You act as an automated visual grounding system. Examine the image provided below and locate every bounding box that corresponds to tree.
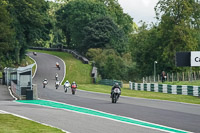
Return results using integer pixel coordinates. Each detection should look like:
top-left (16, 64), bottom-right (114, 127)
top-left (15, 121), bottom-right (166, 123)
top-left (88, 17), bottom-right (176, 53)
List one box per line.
top-left (0, 0), bottom-right (15, 68)
top-left (99, 0), bottom-right (134, 34)
top-left (129, 23), bottom-right (163, 77)
top-left (6, 0), bottom-right (51, 63)
top-left (155, 0), bottom-right (200, 70)
top-left (82, 17), bottom-right (128, 54)
top-left (86, 48), bottom-right (132, 80)
top-left (56, 0), bottom-right (109, 50)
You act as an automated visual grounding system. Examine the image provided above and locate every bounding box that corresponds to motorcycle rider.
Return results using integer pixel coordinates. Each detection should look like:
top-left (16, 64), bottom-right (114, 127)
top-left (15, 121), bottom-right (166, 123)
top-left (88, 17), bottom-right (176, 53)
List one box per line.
top-left (55, 73), bottom-right (58, 80)
top-left (71, 81), bottom-right (77, 94)
top-left (110, 82), bottom-right (121, 98)
top-left (43, 79), bottom-right (48, 88)
top-left (56, 62), bottom-right (59, 67)
top-left (56, 62), bottom-right (60, 70)
top-left (71, 81), bottom-right (77, 88)
top-left (64, 80), bottom-right (71, 92)
top-left (55, 80), bottom-right (60, 89)
top-left (64, 80), bottom-right (71, 88)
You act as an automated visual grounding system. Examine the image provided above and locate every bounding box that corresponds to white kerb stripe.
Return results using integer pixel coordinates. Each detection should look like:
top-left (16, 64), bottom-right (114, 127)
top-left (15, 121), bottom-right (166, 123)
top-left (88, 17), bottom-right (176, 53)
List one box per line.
top-left (135, 83), bottom-right (138, 90)
top-left (163, 84), bottom-right (167, 93)
top-left (129, 81), bottom-right (133, 90)
top-left (140, 83), bottom-right (144, 91)
top-left (182, 85), bottom-right (188, 95)
top-left (154, 83), bottom-right (158, 92)
top-left (193, 86), bottom-right (199, 96)
top-left (147, 83), bottom-right (151, 91)
top-left (171, 85), bottom-right (177, 94)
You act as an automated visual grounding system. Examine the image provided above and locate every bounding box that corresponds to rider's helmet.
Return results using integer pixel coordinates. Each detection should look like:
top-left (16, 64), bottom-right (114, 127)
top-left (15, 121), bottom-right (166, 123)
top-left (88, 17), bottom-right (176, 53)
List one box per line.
top-left (115, 82), bottom-right (119, 87)
top-left (73, 81), bottom-right (75, 84)
top-left (44, 79), bottom-right (47, 81)
top-left (66, 80), bottom-right (69, 83)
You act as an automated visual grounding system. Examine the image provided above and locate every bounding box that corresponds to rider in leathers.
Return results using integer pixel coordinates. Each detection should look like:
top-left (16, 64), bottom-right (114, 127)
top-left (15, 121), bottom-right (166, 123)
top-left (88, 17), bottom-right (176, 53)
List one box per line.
top-left (110, 82), bottom-right (121, 98)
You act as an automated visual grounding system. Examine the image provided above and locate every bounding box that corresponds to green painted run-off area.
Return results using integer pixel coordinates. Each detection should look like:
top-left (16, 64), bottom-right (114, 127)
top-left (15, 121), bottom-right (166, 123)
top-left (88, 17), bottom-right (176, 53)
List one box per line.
top-left (16, 100), bottom-right (189, 133)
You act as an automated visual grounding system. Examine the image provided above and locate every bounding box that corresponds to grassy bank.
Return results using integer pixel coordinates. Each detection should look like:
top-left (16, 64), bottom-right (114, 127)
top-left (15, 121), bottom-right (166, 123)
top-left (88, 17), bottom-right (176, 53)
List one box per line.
top-left (162, 80), bottom-right (200, 86)
top-left (28, 49), bottom-right (92, 84)
top-left (0, 114), bottom-right (64, 133)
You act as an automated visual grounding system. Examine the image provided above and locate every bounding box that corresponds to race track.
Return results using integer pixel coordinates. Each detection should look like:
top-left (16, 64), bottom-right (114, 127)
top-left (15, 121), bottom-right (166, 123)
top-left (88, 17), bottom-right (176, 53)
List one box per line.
top-left (0, 52), bottom-right (200, 133)
top-left (28, 52), bottom-right (200, 133)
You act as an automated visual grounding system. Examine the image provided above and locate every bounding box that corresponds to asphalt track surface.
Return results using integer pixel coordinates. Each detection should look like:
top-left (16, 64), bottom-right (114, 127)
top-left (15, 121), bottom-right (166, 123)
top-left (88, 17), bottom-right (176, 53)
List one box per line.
top-left (0, 52), bottom-right (200, 133)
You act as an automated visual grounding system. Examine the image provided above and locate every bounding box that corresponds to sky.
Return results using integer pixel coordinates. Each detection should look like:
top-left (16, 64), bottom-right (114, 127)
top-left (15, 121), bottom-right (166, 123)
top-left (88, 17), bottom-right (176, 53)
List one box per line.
top-left (118, 0), bottom-right (159, 25)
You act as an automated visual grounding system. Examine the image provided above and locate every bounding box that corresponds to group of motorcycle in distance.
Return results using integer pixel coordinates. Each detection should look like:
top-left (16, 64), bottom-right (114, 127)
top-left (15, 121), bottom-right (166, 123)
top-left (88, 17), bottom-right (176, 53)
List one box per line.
top-left (33, 52), bottom-right (121, 103)
top-left (42, 62), bottom-right (77, 95)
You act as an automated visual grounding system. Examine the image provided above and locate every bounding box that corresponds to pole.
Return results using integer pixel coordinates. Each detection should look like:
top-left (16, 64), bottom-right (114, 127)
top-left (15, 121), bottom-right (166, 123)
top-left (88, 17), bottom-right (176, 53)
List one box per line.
top-left (154, 61), bottom-right (157, 82)
top-left (154, 62), bottom-right (155, 82)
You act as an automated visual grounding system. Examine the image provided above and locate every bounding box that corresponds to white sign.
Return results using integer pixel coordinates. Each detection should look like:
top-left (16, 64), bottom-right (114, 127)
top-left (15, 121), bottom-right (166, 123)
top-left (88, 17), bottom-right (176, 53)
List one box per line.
top-left (191, 51), bottom-right (200, 66)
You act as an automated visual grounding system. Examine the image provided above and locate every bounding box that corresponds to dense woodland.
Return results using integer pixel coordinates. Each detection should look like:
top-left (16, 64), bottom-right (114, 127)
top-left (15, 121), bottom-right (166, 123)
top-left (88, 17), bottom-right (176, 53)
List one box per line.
top-left (0, 0), bottom-right (200, 81)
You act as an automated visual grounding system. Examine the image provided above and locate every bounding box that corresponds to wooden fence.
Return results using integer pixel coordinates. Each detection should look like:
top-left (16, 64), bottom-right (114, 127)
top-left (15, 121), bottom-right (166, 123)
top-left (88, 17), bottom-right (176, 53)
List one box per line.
top-left (143, 71), bottom-right (200, 83)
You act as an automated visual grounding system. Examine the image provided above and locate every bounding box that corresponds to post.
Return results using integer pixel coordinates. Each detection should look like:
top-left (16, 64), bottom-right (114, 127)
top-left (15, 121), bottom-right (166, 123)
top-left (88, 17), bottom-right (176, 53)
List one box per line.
top-left (190, 67), bottom-right (192, 82)
top-left (154, 61), bottom-right (157, 82)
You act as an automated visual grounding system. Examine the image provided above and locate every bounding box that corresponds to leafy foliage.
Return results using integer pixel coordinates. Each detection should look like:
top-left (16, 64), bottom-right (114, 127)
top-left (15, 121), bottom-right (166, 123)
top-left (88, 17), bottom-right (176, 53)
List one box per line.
top-left (130, 0), bottom-right (200, 80)
top-left (82, 17), bottom-right (128, 54)
top-left (0, 0), bottom-right (51, 69)
top-left (56, 0), bottom-right (109, 49)
top-left (86, 48), bottom-right (133, 80)
top-left (155, 0), bottom-right (200, 70)
top-left (0, 0), bottom-right (15, 69)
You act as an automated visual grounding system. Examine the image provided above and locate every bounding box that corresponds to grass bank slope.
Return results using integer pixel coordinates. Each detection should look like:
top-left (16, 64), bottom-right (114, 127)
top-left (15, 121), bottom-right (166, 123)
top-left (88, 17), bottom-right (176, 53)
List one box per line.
top-left (0, 114), bottom-right (64, 133)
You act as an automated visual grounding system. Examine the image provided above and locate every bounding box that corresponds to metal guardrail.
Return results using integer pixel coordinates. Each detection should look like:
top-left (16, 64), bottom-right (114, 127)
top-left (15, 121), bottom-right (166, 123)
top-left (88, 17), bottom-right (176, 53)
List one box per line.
top-left (30, 47), bottom-right (89, 64)
top-left (99, 79), bottom-right (123, 88)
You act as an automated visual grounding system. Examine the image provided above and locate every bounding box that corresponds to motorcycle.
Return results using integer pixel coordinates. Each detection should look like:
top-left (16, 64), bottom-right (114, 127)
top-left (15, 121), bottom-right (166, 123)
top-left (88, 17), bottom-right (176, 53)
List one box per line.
top-left (56, 63), bottom-right (60, 70)
top-left (55, 82), bottom-right (60, 89)
top-left (64, 85), bottom-right (70, 93)
top-left (111, 88), bottom-right (121, 103)
top-left (33, 52), bottom-right (37, 56)
top-left (43, 81), bottom-right (48, 88)
top-left (55, 74), bottom-right (58, 81)
top-left (71, 84), bottom-right (77, 95)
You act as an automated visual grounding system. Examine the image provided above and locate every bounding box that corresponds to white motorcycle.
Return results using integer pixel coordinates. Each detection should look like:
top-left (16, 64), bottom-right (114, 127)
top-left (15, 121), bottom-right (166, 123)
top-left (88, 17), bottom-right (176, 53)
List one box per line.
top-left (43, 80), bottom-right (48, 88)
top-left (55, 74), bottom-right (58, 81)
top-left (64, 83), bottom-right (70, 93)
top-left (55, 81), bottom-right (60, 89)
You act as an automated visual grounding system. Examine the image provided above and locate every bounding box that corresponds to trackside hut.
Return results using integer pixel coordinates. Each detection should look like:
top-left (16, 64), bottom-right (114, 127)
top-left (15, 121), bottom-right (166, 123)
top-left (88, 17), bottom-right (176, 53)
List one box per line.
top-left (4, 64), bottom-right (34, 99)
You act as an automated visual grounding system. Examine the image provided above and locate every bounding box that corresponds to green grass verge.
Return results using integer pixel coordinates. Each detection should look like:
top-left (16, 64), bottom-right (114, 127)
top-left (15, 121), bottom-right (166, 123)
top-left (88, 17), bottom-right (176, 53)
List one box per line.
top-left (0, 72), bottom-right (2, 78)
top-left (0, 114), bottom-right (64, 133)
top-left (161, 80), bottom-right (200, 86)
top-left (79, 84), bottom-right (200, 104)
top-left (28, 49), bottom-right (92, 84)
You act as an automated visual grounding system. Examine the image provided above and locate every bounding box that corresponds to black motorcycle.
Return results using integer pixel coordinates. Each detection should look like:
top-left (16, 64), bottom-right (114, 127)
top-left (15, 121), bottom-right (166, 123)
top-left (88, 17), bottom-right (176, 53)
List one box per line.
top-left (111, 88), bottom-right (121, 103)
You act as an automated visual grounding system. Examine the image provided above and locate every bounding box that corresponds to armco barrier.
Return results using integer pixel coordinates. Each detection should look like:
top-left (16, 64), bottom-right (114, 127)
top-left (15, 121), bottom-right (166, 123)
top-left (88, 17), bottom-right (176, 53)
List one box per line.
top-left (129, 81), bottom-right (200, 97)
top-left (30, 47), bottom-right (89, 64)
top-left (99, 79), bottom-right (123, 88)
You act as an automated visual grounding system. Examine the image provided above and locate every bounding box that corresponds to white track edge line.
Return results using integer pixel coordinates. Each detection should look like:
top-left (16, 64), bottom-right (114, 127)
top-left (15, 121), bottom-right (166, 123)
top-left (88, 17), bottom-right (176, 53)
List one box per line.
top-left (8, 86), bottom-right (17, 100)
top-left (28, 55), bottom-right (37, 78)
top-left (15, 99), bottom-right (192, 133)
